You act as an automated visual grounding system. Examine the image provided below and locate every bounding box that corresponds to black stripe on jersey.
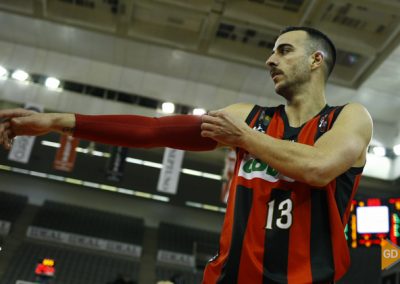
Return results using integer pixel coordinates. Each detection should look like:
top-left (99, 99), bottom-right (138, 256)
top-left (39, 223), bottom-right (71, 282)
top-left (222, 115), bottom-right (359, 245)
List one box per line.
top-left (245, 105), bottom-right (262, 126)
top-left (310, 190), bottom-right (335, 283)
top-left (217, 185), bottom-right (253, 284)
top-left (280, 105), bottom-right (301, 141)
top-left (335, 167), bottom-right (360, 222)
top-left (263, 188), bottom-right (292, 284)
top-left (283, 125), bottom-right (301, 142)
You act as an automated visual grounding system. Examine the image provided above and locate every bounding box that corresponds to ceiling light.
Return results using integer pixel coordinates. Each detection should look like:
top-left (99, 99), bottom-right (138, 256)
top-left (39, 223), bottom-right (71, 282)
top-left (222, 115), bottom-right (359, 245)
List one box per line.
top-left (394, 144), bottom-right (400, 156)
top-left (161, 102), bottom-right (175, 114)
top-left (372, 146), bottom-right (386, 157)
top-left (45, 77), bottom-right (60, 89)
top-left (11, 69), bottom-right (29, 81)
top-left (193, 108), bottom-right (206, 116)
top-left (0, 66), bottom-right (8, 78)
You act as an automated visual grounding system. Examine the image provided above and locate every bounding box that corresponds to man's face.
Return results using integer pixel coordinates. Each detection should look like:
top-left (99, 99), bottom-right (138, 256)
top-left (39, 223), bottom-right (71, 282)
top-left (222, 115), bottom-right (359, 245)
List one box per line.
top-left (266, 30), bottom-right (312, 95)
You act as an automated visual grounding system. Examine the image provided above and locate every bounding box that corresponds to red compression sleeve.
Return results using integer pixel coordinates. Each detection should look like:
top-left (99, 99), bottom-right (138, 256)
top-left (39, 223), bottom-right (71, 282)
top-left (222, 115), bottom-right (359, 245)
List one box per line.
top-left (73, 114), bottom-right (217, 151)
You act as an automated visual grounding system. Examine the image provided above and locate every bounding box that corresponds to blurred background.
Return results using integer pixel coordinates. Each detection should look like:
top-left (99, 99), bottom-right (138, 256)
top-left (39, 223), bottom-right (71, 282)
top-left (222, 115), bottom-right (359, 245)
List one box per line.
top-left (0, 0), bottom-right (399, 283)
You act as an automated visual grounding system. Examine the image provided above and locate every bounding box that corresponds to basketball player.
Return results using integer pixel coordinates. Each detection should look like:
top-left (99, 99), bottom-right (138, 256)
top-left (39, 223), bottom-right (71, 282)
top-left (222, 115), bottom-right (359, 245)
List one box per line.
top-left (0, 27), bottom-right (372, 283)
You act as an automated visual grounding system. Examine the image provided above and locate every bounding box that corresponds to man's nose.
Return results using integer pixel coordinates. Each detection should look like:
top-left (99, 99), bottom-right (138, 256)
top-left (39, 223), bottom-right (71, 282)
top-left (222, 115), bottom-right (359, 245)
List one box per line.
top-left (265, 54), bottom-right (277, 69)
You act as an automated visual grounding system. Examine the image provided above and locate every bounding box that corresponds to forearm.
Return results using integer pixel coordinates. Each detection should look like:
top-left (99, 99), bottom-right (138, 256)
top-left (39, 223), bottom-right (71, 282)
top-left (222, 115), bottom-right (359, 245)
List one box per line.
top-left (73, 114), bottom-right (217, 151)
top-left (242, 129), bottom-right (325, 186)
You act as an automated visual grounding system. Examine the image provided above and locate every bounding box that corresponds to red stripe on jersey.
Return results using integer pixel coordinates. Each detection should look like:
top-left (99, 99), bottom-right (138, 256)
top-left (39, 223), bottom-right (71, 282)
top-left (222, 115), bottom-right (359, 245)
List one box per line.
top-left (237, 178), bottom-right (269, 284)
top-left (287, 183), bottom-right (312, 284)
top-left (266, 108), bottom-right (285, 139)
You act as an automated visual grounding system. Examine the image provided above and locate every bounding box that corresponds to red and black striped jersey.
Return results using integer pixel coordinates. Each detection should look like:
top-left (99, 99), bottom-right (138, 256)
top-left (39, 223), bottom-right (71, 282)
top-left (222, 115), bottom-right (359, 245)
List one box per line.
top-left (203, 105), bottom-right (363, 284)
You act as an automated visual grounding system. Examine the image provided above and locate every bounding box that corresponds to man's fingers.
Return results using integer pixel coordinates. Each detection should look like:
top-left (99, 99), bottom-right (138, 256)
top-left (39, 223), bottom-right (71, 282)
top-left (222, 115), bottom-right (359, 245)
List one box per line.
top-left (207, 110), bottom-right (219, 116)
top-left (3, 129), bottom-right (15, 150)
top-left (0, 119), bottom-right (16, 149)
top-left (200, 122), bottom-right (217, 131)
top-left (1, 132), bottom-right (10, 149)
top-left (202, 114), bottom-right (222, 125)
top-left (2, 130), bottom-right (8, 147)
top-left (5, 129), bottom-right (15, 140)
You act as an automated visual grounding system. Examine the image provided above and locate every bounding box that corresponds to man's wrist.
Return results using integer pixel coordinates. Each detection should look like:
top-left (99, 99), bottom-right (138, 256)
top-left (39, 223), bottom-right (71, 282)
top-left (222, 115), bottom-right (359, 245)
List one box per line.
top-left (239, 127), bottom-right (257, 150)
top-left (51, 113), bottom-right (76, 135)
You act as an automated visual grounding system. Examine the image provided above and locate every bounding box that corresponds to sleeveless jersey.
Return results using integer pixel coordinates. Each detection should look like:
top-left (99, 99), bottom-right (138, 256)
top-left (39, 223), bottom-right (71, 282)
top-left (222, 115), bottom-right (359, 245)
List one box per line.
top-left (202, 104), bottom-right (364, 284)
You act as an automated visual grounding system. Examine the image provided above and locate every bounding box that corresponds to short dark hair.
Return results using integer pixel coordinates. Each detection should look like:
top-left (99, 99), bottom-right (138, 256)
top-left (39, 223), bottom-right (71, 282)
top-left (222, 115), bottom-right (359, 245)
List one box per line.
top-left (279, 26), bottom-right (337, 78)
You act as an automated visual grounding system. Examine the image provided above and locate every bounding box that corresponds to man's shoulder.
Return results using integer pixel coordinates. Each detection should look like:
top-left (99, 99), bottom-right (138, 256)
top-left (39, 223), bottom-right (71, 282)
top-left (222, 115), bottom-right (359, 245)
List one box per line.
top-left (329, 102), bottom-right (373, 141)
top-left (332, 102), bottom-right (368, 111)
top-left (333, 102), bottom-right (371, 121)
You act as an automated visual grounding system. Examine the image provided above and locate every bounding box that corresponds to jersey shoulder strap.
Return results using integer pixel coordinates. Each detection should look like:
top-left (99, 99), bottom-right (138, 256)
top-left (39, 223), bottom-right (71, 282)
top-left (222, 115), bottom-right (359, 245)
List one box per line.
top-left (245, 105), bottom-right (262, 126)
top-left (245, 105), bottom-right (278, 132)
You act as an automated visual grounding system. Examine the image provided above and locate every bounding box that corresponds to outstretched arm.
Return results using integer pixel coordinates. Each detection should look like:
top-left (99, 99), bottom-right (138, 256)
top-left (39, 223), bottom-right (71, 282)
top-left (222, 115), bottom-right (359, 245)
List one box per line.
top-left (0, 109), bottom-right (217, 151)
top-left (201, 103), bottom-right (373, 186)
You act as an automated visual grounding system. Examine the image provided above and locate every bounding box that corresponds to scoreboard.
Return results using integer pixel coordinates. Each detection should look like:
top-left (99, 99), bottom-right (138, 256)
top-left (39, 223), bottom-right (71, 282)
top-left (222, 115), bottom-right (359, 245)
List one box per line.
top-left (345, 198), bottom-right (400, 248)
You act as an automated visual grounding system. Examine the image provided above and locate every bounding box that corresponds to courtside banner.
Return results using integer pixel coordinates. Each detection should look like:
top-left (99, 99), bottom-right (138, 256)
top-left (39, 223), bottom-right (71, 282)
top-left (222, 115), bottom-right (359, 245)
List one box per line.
top-left (157, 249), bottom-right (195, 267)
top-left (53, 135), bottom-right (79, 172)
top-left (106, 146), bottom-right (128, 182)
top-left (157, 148), bottom-right (184, 195)
top-left (26, 226), bottom-right (142, 258)
top-left (8, 103), bottom-right (44, 164)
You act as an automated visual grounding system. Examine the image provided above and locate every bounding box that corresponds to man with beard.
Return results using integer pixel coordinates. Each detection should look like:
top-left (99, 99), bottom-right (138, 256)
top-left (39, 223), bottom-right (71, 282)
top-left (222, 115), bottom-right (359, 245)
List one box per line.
top-left (0, 27), bottom-right (372, 283)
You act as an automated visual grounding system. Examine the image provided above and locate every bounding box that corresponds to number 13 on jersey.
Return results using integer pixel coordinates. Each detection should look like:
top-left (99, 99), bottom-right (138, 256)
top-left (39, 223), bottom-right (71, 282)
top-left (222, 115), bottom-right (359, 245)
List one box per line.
top-left (265, 198), bottom-right (293, 230)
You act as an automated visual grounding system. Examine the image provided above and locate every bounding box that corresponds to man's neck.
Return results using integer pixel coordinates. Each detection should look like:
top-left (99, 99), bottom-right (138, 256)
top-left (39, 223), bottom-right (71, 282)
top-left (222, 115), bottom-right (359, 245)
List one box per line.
top-left (284, 82), bottom-right (326, 127)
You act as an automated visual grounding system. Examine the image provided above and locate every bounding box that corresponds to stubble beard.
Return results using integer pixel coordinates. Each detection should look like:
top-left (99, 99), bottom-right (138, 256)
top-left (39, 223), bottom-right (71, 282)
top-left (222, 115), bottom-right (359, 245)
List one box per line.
top-left (275, 63), bottom-right (311, 99)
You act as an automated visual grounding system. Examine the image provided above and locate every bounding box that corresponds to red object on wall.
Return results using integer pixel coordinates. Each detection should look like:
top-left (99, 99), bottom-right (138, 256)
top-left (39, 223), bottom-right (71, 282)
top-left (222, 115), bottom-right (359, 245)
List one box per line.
top-left (366, 198), bottom-right (381, 206)
top-left (53, 135), bottom-right (79, 172)
top-left (35, 263), bottom-right (55, 277)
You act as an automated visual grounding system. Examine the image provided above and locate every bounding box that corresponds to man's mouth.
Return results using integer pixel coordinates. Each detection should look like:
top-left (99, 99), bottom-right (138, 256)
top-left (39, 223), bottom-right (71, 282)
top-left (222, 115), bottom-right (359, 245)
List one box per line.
top-left (270, 70), bottom-right (283, 80)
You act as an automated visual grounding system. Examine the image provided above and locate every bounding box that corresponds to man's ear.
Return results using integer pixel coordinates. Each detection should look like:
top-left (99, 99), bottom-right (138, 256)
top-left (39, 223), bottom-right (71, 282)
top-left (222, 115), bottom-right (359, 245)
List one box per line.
top-left (311, 51), bottom-right (324, 71)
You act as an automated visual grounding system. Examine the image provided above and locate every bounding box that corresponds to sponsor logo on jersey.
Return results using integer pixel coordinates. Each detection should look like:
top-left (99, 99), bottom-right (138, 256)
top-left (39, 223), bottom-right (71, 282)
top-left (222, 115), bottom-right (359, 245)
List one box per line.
top-left (254, 113), bottom-right (271, 133)
top-left (238, 153), bottom-right (294, 183)
top-left (318, 114), bottom-right (329, 133)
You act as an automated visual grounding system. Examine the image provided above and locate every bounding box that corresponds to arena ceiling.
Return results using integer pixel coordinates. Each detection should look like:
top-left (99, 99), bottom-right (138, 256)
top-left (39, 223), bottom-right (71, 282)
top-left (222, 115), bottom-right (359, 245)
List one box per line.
top-left (1, 0), bottom-right (399, 88)
top-left (0, 0), bottom-right (399, 194)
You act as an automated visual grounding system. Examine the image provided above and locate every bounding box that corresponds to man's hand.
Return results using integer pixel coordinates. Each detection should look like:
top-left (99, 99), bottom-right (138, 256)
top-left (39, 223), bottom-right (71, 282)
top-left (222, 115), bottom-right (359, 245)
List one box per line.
top-left (201, 110), bottom-right (253, 148)
top-left (0, 109), bottom-right (75, 150)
